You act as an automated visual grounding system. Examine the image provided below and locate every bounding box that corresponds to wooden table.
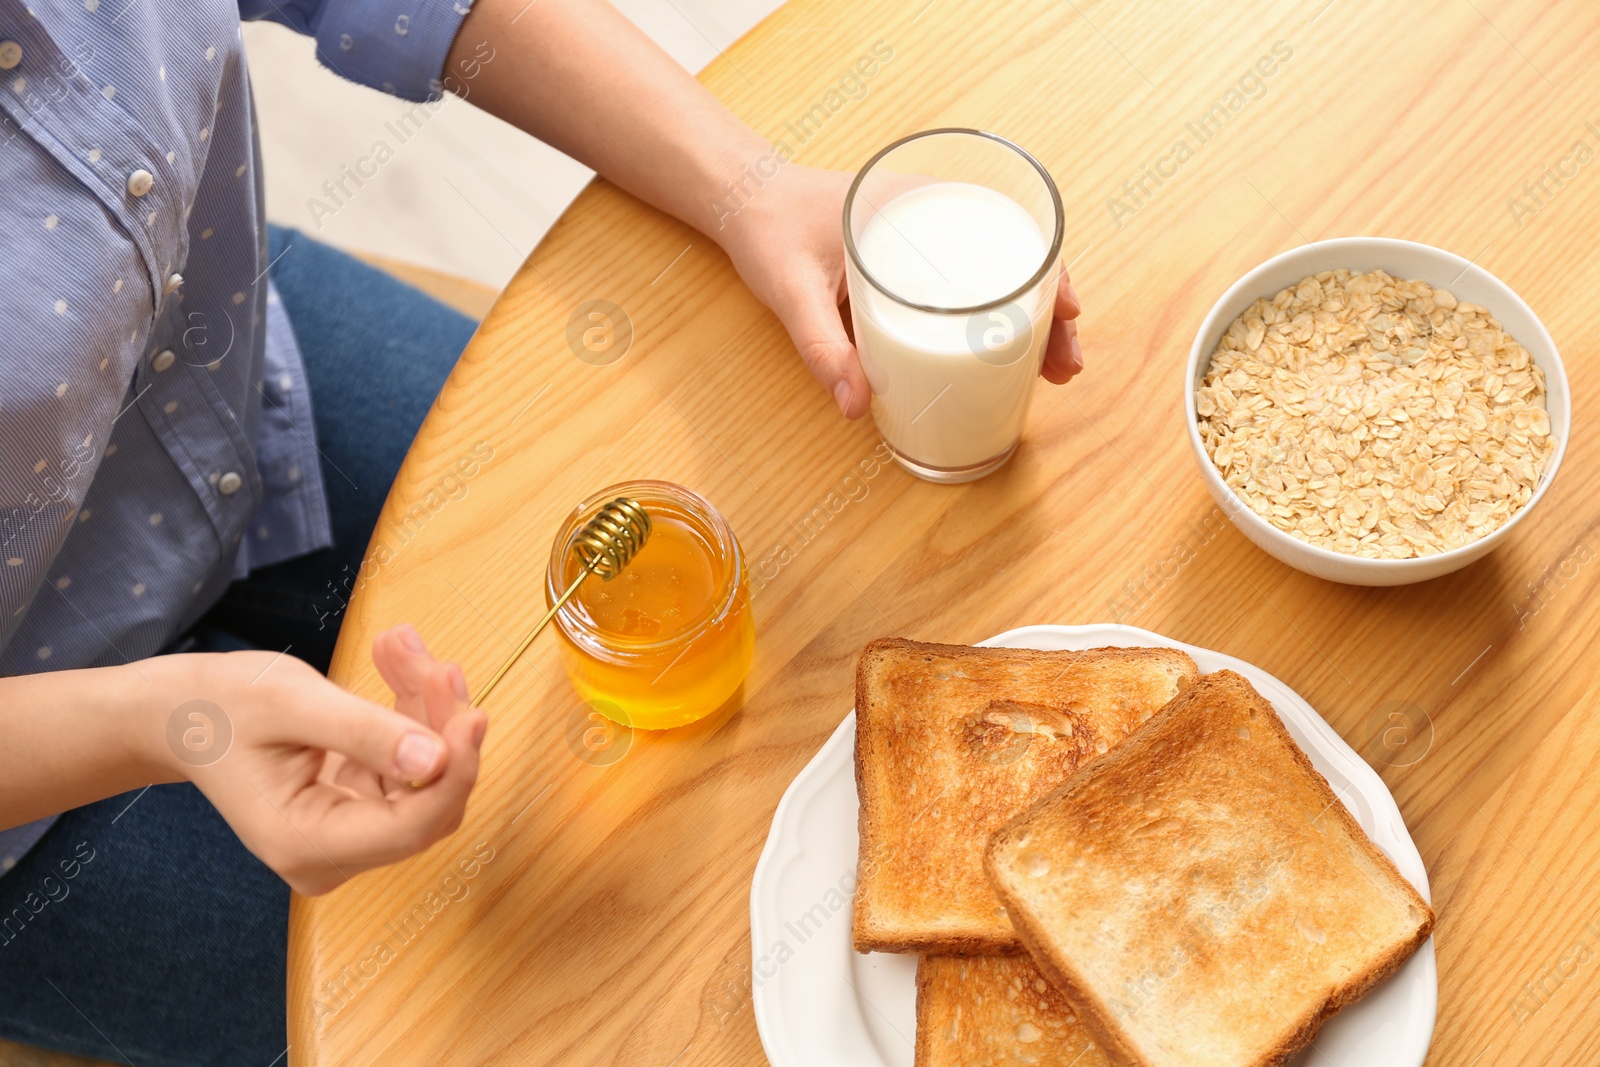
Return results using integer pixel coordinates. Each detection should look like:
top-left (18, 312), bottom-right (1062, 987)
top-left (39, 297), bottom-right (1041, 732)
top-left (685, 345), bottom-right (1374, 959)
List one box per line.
top-left (286, 1), bottom-right (1600, 1063)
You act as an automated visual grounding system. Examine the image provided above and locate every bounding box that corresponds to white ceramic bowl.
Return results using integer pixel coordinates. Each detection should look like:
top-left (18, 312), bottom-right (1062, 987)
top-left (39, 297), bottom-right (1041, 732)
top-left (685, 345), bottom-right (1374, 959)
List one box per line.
top-left (1185, 237), bottom-right (1570, 586)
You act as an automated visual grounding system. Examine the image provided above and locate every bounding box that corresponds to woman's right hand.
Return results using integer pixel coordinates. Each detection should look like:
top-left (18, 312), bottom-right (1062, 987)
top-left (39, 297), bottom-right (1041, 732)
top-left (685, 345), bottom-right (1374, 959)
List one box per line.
top-left (153, 626), bottom-right (487, 895)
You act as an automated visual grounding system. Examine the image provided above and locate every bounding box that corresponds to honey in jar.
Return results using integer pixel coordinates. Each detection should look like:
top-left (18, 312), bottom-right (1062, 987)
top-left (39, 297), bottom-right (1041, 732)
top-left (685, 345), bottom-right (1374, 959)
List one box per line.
top-left (546, 481), bottom-right (754, 730)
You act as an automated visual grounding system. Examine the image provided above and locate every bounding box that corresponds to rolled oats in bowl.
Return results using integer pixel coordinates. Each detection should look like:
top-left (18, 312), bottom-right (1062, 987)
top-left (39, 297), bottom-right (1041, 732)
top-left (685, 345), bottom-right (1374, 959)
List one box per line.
top-left (1195, 268), bottom-right (1557, 559)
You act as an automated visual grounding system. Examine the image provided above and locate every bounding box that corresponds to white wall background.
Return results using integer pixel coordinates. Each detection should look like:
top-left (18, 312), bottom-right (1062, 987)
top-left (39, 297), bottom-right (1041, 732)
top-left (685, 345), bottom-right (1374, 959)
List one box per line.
top-left (242, 0), bottom-right (781, 289)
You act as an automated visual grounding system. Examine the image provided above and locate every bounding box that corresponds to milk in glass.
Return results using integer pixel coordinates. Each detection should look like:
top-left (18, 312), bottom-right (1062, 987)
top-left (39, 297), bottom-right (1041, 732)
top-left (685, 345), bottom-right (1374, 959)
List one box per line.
top-left (848, 180), bottom-right (1057, 475)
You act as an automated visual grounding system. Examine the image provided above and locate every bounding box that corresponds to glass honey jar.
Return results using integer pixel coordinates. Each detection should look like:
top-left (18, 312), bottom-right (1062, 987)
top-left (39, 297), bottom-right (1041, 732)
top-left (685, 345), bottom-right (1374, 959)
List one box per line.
top-left (545, 481), bottom-right (754, 730)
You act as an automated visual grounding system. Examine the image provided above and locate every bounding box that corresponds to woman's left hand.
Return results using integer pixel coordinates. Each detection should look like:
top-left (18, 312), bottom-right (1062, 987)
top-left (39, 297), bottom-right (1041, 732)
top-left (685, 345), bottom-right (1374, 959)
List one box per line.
top-left (714, 164), bottom-right (1083, 419)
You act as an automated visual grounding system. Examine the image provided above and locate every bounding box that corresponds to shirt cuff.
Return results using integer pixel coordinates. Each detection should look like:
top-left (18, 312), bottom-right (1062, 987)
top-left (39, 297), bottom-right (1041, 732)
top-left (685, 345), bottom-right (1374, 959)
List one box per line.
top-left (312, 0), bottom-right (476, 102)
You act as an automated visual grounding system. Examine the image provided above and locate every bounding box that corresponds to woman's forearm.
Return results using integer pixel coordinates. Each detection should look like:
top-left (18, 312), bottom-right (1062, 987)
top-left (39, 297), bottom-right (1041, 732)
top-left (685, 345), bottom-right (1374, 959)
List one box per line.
top-left (0, 660), bottom-right (181, 829)
top-left (445, 0), bottom-right (766, 242)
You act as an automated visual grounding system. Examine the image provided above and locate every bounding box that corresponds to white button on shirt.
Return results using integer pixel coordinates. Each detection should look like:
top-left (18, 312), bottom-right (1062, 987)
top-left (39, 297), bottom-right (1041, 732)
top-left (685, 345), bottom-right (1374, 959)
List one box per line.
top-left (217, 471), bottom-right (242, 495)
top-left (0, 39), bottom-right (21, 69)
top-left (151, 349), bottom-right (176, 371)
top-left (126, 168), bottom-right (154, 196)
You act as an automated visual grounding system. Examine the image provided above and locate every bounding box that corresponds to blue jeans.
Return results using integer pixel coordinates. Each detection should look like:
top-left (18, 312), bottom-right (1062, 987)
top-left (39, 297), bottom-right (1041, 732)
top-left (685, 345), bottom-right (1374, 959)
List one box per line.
top-left (0, 228), bottom-right (478, 1066)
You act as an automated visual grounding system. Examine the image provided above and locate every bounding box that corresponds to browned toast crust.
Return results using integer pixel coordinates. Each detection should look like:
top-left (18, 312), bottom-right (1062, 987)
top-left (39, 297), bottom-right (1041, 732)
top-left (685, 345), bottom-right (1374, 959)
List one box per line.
top-left (986, 670), bottom-right (1435, 1067)
top-left (853, 638), bottom-right (1199, 955)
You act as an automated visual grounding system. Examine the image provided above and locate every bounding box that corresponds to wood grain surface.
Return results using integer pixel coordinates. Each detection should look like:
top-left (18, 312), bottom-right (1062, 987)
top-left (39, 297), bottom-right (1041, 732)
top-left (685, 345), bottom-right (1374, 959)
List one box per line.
top-left (287, 1), bottom-right (1600, 1064)
top-left (0, 1040), bottom-right (108, 1067)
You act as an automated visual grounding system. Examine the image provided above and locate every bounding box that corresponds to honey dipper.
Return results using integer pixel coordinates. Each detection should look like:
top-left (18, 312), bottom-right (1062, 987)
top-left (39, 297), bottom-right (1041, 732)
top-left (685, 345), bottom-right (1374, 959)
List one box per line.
top-left (472, 497), bottom-right (651, 705)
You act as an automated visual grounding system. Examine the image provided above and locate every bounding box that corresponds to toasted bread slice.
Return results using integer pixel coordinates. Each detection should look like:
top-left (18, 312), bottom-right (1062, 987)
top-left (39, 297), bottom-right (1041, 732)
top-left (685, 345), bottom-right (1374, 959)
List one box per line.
top-left (853, 638), bottom-right (1198, 954)
top-left (986, 670), bottom-right (1435, 1067)
top-left (916, 954), bottom-right (1111, 1067)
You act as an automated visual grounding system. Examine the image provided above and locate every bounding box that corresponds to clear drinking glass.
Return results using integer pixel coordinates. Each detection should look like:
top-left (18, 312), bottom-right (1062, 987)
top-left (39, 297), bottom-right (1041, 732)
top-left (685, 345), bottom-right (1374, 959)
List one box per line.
top-left (843, 129), bottom-right (1064, 483)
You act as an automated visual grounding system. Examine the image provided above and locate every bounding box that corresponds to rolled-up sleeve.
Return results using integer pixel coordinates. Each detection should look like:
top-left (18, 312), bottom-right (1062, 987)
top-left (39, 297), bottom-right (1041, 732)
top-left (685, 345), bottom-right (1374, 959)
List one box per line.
top-left (240, 0), bottom-right (474, 102)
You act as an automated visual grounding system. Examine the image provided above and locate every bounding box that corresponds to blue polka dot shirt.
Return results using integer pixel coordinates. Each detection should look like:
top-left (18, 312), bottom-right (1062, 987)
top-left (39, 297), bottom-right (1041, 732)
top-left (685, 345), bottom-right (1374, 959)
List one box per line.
top-left (0, 0), bottom-right (475, 875)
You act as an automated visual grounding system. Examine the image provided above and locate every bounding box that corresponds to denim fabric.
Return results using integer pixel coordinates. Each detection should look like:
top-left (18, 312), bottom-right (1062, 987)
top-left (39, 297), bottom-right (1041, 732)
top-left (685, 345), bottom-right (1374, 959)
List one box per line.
top-left (0, 227), bottom-right (476, 1065)
top-left (0, 785), bottom-right (289, 1067)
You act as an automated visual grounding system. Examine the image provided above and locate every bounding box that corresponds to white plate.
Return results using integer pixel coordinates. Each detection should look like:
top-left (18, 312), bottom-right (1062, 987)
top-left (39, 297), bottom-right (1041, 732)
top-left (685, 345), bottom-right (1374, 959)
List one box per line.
top-left (750, 624), bottom-right (1436, 1067)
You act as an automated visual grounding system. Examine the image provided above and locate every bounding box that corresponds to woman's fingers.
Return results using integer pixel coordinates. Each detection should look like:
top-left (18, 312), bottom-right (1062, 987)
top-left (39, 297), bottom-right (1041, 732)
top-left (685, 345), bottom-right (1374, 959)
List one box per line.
top-left (321, 641), bottom-right (469, 802)
top-left (776, 267), bottom-right (872, 419)
top-left (324, 751), bottom-right (386, 799)
top-left (1055, 269), bottom-right (1081, 320)
top-left (372, 624), bottom-right (434, 723)
top-left (1041, 318), bottom-right (1082, 384)
top-left (373, 624), bottom-right (464, 733)
top-left (1040, 271), bottom-right (1083, 384)
top-left (271, 680), bottom-right (451, 787)
top-left (292, 668), bottom-right (486, 890)
top-left (327, 622), bottom-right (427, 797)
top-left (391, 664), bottom-right (484, 828)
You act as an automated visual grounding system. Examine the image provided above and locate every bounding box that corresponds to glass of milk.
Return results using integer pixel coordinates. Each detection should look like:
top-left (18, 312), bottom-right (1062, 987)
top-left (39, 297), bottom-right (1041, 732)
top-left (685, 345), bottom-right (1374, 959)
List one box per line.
top-left (844, 129), bottom-right (1064, 483)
